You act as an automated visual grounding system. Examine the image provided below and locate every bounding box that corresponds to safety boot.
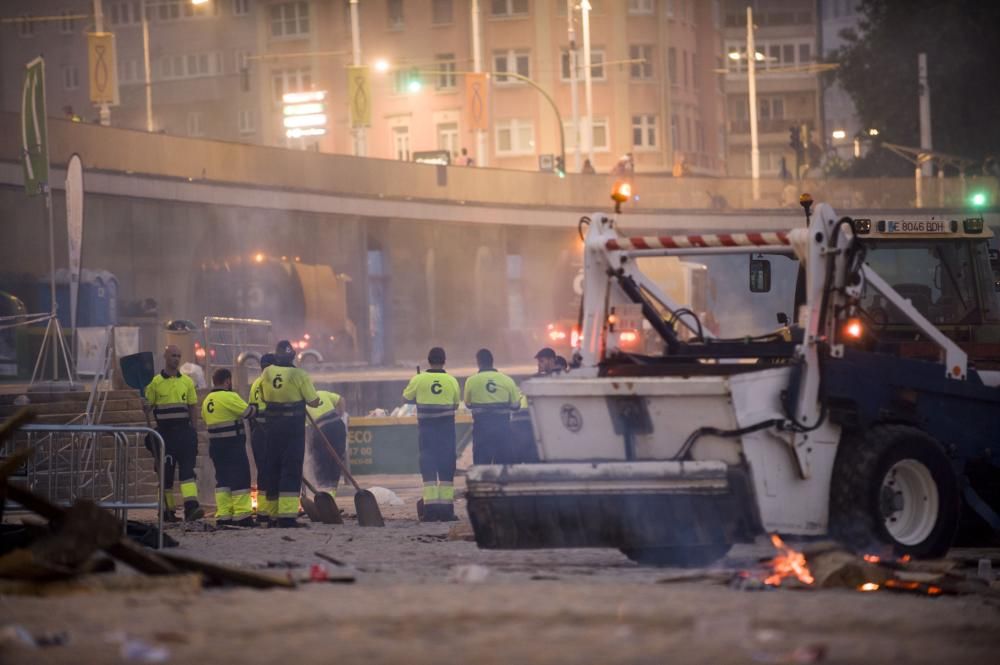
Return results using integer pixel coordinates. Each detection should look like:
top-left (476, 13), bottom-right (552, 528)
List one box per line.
top-left (184, 501), bottom-right (205, 522)
top-left (162, 510), bottom-right (180, 523)
top-left (440, 504), bottom-right (460, 522)
top-left (233, 516), bottom-right (256, 528)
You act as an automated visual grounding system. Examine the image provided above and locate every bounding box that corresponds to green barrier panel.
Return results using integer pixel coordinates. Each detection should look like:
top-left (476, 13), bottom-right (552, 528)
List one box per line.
top-left (347, 415), bottom-right (474, 475)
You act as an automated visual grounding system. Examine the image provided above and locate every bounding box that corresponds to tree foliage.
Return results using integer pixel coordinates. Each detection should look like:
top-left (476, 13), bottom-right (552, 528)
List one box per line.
top-left (834, 0), bottom-right (1000, 173)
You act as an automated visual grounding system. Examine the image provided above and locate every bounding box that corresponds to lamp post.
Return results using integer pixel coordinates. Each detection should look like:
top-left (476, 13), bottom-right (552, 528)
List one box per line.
top-left (745, 6), bottom-right (759, 202)
top-left (581, 0), bottom-right (594, 164)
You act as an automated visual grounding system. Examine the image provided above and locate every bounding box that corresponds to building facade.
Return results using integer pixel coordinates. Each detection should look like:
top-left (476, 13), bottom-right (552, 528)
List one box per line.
top-left (722, 0), bottom-right (820, 178)
top-left (819, 0), bottom-right (863, 161)
top-left (2, 0), bottom-right (729, 175)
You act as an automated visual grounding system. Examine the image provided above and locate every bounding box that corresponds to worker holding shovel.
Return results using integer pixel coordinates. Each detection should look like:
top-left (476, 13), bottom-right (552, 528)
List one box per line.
top-left (306, 389), bottom-right (348, 522)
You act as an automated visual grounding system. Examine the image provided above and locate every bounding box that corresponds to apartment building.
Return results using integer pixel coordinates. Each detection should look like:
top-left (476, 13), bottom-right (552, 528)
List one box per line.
top-left (1, 1), bottom-right (260, 143)
top-left (722, 0), bottom-right (820, 177)
top-left (2, 1), bottom-right (728, 175)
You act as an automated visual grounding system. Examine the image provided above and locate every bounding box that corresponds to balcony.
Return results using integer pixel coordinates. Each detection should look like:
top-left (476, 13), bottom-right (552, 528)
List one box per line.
top-left (728, 117), bottom-right (811, 135)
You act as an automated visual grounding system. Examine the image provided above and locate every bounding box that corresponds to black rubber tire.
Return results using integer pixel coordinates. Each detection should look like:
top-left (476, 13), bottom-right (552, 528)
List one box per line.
top-left (829, 424), bottom-right (960, 558)
top-left (620, 543), bottom-right (732, 568)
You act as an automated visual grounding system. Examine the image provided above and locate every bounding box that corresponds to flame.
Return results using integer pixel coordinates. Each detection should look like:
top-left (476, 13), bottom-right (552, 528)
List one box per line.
top-left (884, 579), bottom-right (943, 596)
top-left (863, 554), bottom-right (880, 563)
top-left (763, 534), bottom-right (815, 586)
top-left (859, 582), bottom-right (880, 592)
top-left (900, 555), bottom-right (911, 563)
top-left (250, 488), bottom-right (258, 511)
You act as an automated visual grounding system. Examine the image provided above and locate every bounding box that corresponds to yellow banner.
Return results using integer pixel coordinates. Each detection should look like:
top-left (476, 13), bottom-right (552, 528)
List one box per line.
top-left (465, 73), bottom-right (489, 131)
top-left (347, 66), bottom-right (371, 128)
top-left (87, 32), bottom-right (119, 106)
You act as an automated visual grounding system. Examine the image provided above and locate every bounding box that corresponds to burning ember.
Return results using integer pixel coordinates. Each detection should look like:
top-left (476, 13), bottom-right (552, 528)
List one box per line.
top-left (763, 534), bottom-right (815, 587)
top-left (859, 582), bottom-right (880, 592)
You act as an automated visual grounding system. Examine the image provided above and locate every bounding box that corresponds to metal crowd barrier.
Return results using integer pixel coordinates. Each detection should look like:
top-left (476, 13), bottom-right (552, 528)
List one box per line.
top-left (3, 424), bottom-right (164, 549)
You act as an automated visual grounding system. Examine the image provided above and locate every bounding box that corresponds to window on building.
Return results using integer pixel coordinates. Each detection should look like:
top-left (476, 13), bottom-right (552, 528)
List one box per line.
top-left (187, 111), bottom-right (204, 137)
top-left (119, 58), bottom-right (141, 84)
top-left (238, 109), bottom-right (255, 135)
top-left (668, 47), bottom-right (677, 85)
top-left (272, 67), bottom-right (312, 103)
top-left (685, 117), bottom-right (693, 152)
top-left (670, 114), bottom-right (679, 149)
top-left (506, 254), bottom-right (525, 330)
top-left (60, 10), bottom-right (76, 34)
top-left (627, 0), bottom-right (653, 14)
top-left (62, 66), bottom-right (80, 90)
top-left (799, 43), bottom-right (812, 63)
top-left (629, 45), bottom-right (653, 79)
top-left (109, 1), bottom-right (143, 26)
top-left (490, 0), bottom-right (528, 18)
top-left (18, 15), bottom-right (35, 37)
top-left (494, 50), bottom-right (530, 84)
top-left (682, 50), bottom-right (689, 87)
top-left (563, 118), bottom-right (609, 153)
top-left (432, 0), bottom-right (453, 24)
top-left (270, 1), bottom-right (309, 38)
top-left (495, 118), bottom-right (535, 155)
top-left (632, 114), bottom-right (657, 149)
top-left (161, 51), bottom-right (224, 80)
top-left (692, 49), bottom-right (699, 89)
top-left (560, 49), bottom-right (604, 81)
top-left (437, 122), bottom-right (459, 157)
top-left (393, 68), bottom-right (422, 94)
top-left (233, 0), bottom-right (251, 16)
top-left (387, 0), bottom-right (404, 29)
top-left (392, 125), bottom-right (410, 161)
top-left (436, 54), bottom-right (457, 90)
top-left (667, 0), bottom-right (674, 18)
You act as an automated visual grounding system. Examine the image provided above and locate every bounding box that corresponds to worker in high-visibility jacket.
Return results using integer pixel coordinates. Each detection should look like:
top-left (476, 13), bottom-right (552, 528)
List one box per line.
top-left (463, 348), bottom-right (520, 465)
top-left (143, 345), bottom-right (204, 522)
top-left (260, 340), bottom-right (320, 527)
top-left (306, 389), bottom-right (347, 496)
top-left (248, 353), bottom-right (276, 523)
top-left (402, 347), bottom-right (461, 522)
top-left (202, 368), bottom-right (257, 526)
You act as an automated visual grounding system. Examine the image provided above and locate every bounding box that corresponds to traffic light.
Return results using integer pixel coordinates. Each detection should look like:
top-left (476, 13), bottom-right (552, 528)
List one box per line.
top-left (555, 155), bottom-right (566, 178)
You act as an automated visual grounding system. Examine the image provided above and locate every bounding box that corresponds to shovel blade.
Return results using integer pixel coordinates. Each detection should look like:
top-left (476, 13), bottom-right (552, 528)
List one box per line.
top-left (354, 490), bottom-right (385, 527)
top-left (300, 494), bottom-right (322, 522)
top-left (314, 492), bottom-right (344, 525)
top-left (119, 352), bottom-right (155, 393)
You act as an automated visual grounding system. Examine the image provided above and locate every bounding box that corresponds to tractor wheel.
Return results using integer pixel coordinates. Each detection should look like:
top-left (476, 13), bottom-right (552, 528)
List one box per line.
top-left (620, 544), bottom-right (732, 568)
top-left (830, 425), bottom-right (959, 558)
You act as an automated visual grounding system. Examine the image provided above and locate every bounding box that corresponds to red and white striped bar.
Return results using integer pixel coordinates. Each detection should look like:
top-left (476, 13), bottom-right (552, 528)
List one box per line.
top-left (606, 231), bottom-right (790, 251)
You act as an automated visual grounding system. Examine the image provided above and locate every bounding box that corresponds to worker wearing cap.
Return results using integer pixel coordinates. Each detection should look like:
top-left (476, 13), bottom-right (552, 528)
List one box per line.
top-left (508, 347), bottom-right (559, 465)
top-left (403, 347), bottom-right (461, 522)
top-left (202, 368), bottom-right (256, 526)
top-left (463, 348), bottom-right (520, 465)
top-left (248, 353), bottom-right (276, 523)
top-left (306, 389), bottom-right (348, 502)
top-left (144, 345), bottom-right (204, 522)
top-left (260, 340), bottom-right (320, 528)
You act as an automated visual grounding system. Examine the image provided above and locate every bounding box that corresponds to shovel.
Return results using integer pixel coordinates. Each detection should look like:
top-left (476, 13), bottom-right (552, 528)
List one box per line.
top-left (301, 476), bottom-right (343, 524)
top-left (306, 412), bottom-right (384, 527)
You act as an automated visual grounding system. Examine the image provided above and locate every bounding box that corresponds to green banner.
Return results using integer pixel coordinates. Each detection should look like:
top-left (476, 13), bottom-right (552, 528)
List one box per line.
top-left (22, 57), bottom-right (48, 196)
top-left (347, 416), bottom-right (474, 475)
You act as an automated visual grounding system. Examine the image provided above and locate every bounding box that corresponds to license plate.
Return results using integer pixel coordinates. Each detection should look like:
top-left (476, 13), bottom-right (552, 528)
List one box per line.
top-left (885, 220), bottom-right (948, 233)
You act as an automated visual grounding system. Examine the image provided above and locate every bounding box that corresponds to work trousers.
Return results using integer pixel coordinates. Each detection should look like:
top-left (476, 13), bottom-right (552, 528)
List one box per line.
top-left (310, 418), bottom-right (347, 496)
top-left (418, 416), bottom-right (457, 513)
top-left (266, 414), bottom-right (306, 519)
top-left (510, 416), bottom-right (539, 464)
top-left (209, 433), bottom-right (252, 520)
top-left (472, 411), bottom-right (512, 465)
top-left (147, 424), bottom-right (200, 510)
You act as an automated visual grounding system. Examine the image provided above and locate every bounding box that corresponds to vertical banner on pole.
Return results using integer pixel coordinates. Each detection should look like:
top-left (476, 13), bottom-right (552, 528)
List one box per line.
top-left (465, 73), bottom-right (489, 131)
top-left (21, 57), bottom-right (48, 196)
top-left (87, 32), bottom-right (120, 107)
top-left (348, 65), bottom-right (371, 128)
top-left (66, 154), bottom-right (84, 342)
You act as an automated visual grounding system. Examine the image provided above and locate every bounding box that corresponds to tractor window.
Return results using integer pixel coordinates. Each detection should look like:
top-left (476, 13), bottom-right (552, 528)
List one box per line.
top-left (862, 240), bottom-right (980, 326)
